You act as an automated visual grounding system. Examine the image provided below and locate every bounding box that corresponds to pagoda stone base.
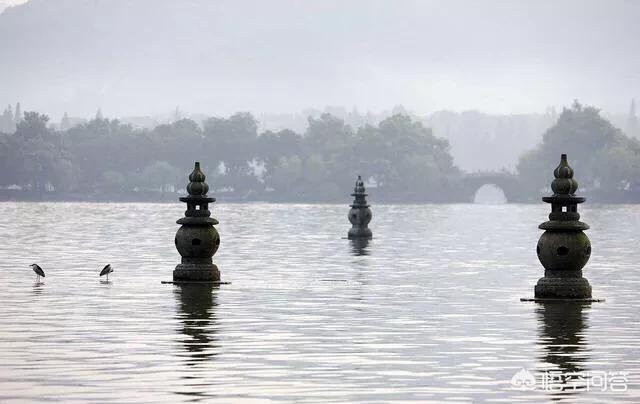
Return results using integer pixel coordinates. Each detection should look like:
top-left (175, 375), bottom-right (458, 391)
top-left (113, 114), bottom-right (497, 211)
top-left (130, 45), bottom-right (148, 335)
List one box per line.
top-left (348, 227), bottom-right (372, 239)
top-left (534, 271), bottom-right (592, 299)
top-left (174, 259), bottom-right (220, 282)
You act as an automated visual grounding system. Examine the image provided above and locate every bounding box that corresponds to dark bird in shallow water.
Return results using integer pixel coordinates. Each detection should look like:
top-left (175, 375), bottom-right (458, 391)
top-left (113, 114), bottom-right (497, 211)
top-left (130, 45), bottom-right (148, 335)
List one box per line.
top-left (100, 264), bottom-right (113, 281)
top-left (30, 264), bottom-right (45, 282)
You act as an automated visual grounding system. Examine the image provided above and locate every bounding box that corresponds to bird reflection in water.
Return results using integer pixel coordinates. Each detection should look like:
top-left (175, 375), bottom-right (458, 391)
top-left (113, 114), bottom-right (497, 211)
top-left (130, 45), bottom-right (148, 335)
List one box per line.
top-left (536, 301), bottom-right (591, 394)
top-left (174, 283), bottom-right (219, 365)
top-left (32, 282), bottom-right (44, 296)
top-left (349, 238), bottom-right (370, 256)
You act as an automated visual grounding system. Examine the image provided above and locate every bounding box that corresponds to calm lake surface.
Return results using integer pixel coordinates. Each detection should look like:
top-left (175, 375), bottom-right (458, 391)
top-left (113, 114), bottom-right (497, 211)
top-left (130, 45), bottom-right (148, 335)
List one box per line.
top-left (0, 202), bottom-right (639, 402)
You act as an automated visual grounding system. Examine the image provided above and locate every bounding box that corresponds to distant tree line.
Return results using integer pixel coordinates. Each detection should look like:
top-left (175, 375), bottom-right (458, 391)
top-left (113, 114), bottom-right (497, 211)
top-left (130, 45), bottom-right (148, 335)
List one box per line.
top-left (518, 101), bottom-right (640, 202)
top-left (2, 101), bottom-right (640, 203)
top-left (0, 111), bottom-right (460, 202)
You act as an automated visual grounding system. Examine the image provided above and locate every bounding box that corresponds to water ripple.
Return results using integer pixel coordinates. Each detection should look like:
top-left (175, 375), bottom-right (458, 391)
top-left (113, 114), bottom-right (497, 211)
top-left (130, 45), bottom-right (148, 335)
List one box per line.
top-left (0, 202), bottom-right (639, 402)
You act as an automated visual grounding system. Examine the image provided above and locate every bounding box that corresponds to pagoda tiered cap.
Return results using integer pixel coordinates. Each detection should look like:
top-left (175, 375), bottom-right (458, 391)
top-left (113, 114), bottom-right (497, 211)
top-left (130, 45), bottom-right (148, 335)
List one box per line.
top-left (178, 162), bottom-right (218, 226)
top-left (187, 162), bottom-right (208, 195)
top-left (539, 154), bottom-right (589, 231)
top-left (551, 154), bottom-right (579, 196)
top-left (352, 175), bottom-right (366, 195)
top-left (180, 162), bottom-right (215, 204)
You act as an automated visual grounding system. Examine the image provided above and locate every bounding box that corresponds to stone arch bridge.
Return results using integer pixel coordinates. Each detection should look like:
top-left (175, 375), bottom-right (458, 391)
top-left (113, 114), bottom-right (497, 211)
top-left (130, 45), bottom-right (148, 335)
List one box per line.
top-left (459, 172), bottom-right (526, 203)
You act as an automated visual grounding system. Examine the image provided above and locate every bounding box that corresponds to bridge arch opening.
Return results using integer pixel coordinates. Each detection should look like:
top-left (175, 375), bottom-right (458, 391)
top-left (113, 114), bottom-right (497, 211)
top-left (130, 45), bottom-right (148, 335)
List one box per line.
top-left (473, 183), bottom-right (507, 204)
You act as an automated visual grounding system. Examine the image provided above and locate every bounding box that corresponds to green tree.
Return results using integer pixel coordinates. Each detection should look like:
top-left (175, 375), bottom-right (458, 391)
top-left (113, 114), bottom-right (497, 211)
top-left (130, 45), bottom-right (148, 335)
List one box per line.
top-left (139, 161), bottom-right (180, 193)
top-left (15, 112), bottom-right (74, 192)
top-left (0, 133), bottom-right (11, 185)
top-left (271, 155), bottom-right (303, 194)
top-left (257, 128), bottom-right (303, 184)
top-left (65, 117), bottom-right (143, 191)
top-left (304, 154), bottom-right (328, 184)
top-left (150, 118), bottom-right (203, 169)
top-left (101, 170), bottom-right (128, 193)
top-left (518, 101), bottom-right (640, 195)
top-left (354, 114), bottom-right (456, 194)
top-left (203, 112), bottom-right (259, 192)
top-left (305, 113), bottom-right (355, 156)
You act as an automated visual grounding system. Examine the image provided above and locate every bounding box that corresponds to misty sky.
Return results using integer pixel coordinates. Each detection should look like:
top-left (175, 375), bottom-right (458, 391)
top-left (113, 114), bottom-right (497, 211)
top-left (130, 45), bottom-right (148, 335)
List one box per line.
top-left (0, 0), bottom-right (638, 118)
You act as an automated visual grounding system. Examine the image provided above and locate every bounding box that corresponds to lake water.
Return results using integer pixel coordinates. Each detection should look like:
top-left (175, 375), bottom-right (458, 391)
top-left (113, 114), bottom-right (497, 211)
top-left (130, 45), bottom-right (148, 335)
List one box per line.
top-left (0, 202), bottom-right (639, 402)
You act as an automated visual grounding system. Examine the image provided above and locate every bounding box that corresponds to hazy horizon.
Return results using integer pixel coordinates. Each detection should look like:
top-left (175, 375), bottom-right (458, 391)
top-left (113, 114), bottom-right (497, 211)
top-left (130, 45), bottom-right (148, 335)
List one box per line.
top-left (0, 0), bottom-right (638, 118)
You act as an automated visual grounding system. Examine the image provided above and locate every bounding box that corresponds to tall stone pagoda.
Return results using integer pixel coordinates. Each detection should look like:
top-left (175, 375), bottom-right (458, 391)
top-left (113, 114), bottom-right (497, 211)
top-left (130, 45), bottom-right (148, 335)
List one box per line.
top-left (174, 162), bottom-right (220, 282)
top-left (348, 175), bottom-right (373, 239)
top-left (534, 154), bottom-right (592, 299)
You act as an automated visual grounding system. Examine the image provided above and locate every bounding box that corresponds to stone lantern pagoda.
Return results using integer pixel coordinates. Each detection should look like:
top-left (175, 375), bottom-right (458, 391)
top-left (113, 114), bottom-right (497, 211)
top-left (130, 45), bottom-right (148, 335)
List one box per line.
top-left (533, 154), bottom-right (592, 299)
top-left (174, 162), bottom-right (220, 282)
top-left (348, 175), bottom-right (373, 239)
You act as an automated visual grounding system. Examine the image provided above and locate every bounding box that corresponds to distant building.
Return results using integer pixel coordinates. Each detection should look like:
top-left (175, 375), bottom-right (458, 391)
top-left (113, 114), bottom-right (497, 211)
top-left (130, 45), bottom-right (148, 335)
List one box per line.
top-left (60, 112), bottom-right (71, 131)
top-left (0, 104), bottom-right (14, 133)
top-left (627, 99), bottom-right (639, 138)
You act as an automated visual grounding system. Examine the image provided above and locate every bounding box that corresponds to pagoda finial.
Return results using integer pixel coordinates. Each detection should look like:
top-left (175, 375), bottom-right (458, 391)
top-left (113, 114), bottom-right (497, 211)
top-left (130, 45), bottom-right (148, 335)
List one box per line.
top-left (186, 162), bottom-right (209, 196)
top-left (354, 175), bottom-right (365, 194)
top-left (551, 154), bottom-right (578, 195)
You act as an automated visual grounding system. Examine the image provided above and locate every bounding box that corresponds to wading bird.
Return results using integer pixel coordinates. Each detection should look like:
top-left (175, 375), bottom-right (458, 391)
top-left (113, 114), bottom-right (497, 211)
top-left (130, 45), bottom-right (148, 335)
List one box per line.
top-left (100, 264), bottom-right (113, 281)
top-left (30, 264), bottom-right (45, 282)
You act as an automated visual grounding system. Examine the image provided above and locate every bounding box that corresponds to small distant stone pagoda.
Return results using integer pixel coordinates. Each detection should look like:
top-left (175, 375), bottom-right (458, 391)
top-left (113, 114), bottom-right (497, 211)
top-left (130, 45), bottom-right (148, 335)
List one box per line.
top-left (534, 154), bottom-right (592, 299)
top-left (348, 175), bottom-right (373, 239)
top-left (174, 162), bottom-right (220, 282)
